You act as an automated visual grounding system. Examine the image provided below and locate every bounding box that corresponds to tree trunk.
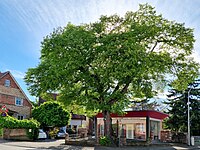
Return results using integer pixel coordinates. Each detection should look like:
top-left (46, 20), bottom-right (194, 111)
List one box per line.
top-left (103, 110), bottom-right (112, 138)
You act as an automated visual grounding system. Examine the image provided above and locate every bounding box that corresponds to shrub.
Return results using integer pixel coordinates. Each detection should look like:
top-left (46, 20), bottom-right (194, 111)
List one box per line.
top-left (0, 116), bottom-right (40, 129)
top-left (49, 128), bottom-right (59, 138)
top-left (0, 128), bottom-right (3, 137)
top-left (26, 128), bottom-right (39, 140)
top-left (32, 102), bottom-right (70, 128)
top-left (99, 136), bottom-right (111, 146)
top-left (0, 116), bottom-right (40, 140)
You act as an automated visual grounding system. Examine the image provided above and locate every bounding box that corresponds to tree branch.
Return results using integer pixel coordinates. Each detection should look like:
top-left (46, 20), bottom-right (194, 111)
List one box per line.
top-left (108, 79), bottom-right (131, 105)
top-left (150, 41), bottom-right (158, 52)
top-left (103, 85), bottom-right (111, 94)
top-left (120, 82), bottom-right (131, 94)
top-left (112, 83), bottom-right (120, 94)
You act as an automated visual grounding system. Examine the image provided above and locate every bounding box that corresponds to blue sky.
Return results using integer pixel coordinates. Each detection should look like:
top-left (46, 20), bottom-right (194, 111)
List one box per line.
top-left (0, 0), bottom-right (200, 101)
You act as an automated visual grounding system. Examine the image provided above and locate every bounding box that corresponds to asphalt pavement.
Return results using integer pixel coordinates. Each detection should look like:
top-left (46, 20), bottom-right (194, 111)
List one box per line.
top-left (0, 139), bottom-right (200, 150)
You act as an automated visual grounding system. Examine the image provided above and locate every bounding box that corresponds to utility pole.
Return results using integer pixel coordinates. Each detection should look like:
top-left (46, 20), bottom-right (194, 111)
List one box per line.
top-left (187, 88), bottom-right (192, 146)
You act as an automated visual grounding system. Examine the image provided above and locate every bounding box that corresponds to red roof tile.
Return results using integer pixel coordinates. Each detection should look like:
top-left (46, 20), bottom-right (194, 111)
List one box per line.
top-left (96, 110), bottom-right (168, 120)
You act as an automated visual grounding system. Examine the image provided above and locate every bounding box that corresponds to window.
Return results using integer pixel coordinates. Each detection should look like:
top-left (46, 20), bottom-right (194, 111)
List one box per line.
top-left (4, 79), bottom-right (10, 87)
top-left (15, 97), bottom-right (23, 106)
top-left (126, 124), bottom-right (134, 139)
top-left (135, 123), bottom-right (146, 140)
top-left (100, 124), bottom-right (104, 136)
top-left (17, 115), bottom-right (24, 120)
top-left (136, 123), bottom-right (145, 132)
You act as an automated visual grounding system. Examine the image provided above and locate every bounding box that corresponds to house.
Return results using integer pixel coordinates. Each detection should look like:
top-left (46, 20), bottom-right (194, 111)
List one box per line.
top-left (96, 110), bottom-right (168, 142)
top-left (0, 71), bottom-right (32, 119)
top-left (67, 113), bottom-right (87, 133)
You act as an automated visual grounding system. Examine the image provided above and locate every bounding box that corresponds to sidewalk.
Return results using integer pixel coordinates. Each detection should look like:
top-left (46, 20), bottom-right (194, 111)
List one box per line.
top-left (95, 142), bottom-right (200, 150)
top-left (95, 144), bottom-right (200, 150)
top-left (168, 143), bottom-right (200, 150)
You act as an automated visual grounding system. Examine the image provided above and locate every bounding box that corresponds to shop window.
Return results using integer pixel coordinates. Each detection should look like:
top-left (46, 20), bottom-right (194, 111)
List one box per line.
top-left (100, 124), bottom-right (104, 136)
top-left (135, 123), bottom-right (146, 140)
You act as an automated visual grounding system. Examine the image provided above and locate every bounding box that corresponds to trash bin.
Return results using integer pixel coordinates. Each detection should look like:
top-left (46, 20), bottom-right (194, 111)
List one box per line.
top-left (191, 136), bottom-right (194, 146)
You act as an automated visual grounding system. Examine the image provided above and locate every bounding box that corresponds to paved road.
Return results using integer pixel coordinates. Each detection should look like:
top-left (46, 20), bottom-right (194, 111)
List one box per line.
top-left (0, 139), bottom-right (93, 150)
top-left (0, 139), bottom-right (199, 150)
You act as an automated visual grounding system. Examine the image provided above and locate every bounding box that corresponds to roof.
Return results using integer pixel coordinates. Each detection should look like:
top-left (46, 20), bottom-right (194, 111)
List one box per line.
top-left (71, 114), bottom-right (86, 120)
top-left (96, 110), bottom-right (168, 120)
top-left (0, 71), bottom-right (33, 107)
top-left (0, 71), bottom-right (8, 79)
top-left (39, 93), bottom-right (58, 105)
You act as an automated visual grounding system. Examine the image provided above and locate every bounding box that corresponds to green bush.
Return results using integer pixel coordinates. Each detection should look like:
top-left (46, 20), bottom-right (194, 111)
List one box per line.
top-left (99, 136), bottom-right (111, 146)
top-left (49, 128), bottom-right (59, 138)
top-left (32, 102), bottom-right (70, 128)
top-left (26, 128), bottom-right (39, 140)
top-left (0, 116), bottom-right (40, 140)
top-left (0, 116), bottom-right (40, 129)
top-left (0, 128), bottom-right (3, 137)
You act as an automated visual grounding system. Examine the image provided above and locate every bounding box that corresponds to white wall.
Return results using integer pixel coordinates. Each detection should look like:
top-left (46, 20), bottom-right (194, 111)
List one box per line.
top-left (70, 119), bottom-right (87, 128)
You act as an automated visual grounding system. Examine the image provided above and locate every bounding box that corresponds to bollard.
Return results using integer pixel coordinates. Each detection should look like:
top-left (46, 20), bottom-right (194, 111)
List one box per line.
top-left (191, 136), bottom-right (194, 146)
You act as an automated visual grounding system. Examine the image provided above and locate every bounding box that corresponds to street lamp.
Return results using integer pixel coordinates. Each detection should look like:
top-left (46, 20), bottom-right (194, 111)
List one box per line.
top-left (187, 87), bottom-right (192, 146)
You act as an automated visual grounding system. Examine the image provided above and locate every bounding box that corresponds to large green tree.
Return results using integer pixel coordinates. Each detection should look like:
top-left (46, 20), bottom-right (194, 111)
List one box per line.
top-left (32, 102), bottom-right (70, 128)
top-left (164, 80), bottom-right (200, 135)
top-left (25, 4), bottom-right (199, 138)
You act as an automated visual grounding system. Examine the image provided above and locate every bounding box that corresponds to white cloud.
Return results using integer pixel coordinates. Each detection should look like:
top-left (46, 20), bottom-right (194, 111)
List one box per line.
top-left (0, 1), bottom-right (158, 36)
top-left (2, 0), bottom-right (200, 61)
top-left (6, 69), bottom-right (25, 80)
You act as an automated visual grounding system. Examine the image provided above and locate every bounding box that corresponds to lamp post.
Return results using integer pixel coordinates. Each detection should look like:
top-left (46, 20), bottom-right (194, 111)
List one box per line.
top-left (187, 88), bottom-right (192, 146)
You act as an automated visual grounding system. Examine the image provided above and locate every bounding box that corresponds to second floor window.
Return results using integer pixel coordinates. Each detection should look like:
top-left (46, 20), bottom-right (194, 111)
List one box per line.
top-left (15, 97), bottom-right (23, 106)
top-left (4, 79), bottom-right (10, 87)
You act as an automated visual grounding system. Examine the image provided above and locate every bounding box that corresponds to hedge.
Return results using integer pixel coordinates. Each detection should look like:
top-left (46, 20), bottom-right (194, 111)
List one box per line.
top-left (0, 116), bottom-right (40, 140)
top-left (0, 115), bottom-right (40, 129)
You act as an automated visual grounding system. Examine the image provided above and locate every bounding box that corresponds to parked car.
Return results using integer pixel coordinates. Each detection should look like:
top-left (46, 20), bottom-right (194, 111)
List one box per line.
top-left (38, 129), bottom-right (47, 139)
top-left (56, 130), bottom-right (68, 138)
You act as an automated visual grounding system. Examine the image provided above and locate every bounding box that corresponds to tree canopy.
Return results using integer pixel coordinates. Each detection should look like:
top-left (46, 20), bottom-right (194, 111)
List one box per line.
top-left (32, 102), bottom-right (70, 128)
top-left (164, 80), bottom-right (200, 135)
top-left (25, 4), bottom-right (199, 137)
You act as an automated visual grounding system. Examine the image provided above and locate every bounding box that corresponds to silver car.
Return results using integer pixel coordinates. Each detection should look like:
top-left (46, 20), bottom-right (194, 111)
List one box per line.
top-left (56, 130), bottom-right (67, 138)
top-left (38, 129), bottom-right (47, 139)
